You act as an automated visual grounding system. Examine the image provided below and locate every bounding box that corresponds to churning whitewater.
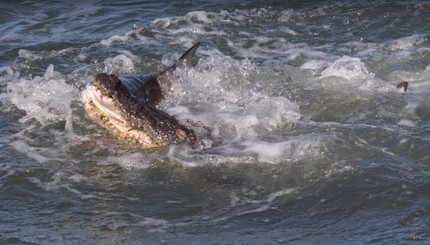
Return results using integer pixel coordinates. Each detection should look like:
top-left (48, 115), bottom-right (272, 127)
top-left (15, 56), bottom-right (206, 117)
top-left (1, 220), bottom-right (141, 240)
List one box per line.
top-left (1, 1), bottom-right (430, 244)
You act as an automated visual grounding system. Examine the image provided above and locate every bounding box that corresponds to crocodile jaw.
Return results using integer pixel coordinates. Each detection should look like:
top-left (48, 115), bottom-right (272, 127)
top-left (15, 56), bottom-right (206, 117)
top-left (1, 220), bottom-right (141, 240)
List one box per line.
top-left (83, 85), bottom-right (123, 122)
top-left (82, 86), bottom-right (160, 148)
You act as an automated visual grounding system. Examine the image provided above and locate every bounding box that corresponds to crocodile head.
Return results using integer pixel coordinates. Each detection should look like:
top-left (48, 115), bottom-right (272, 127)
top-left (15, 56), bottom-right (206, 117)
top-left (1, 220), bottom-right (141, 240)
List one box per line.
top-left (84, 73), bottom-right (197, 148)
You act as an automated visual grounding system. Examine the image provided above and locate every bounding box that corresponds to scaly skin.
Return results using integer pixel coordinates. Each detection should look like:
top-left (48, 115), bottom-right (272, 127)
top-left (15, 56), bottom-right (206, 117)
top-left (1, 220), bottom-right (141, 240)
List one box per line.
top-left (84, 42), bottom-right (200, 148)
top-left (84, 99), bottom-right (160, 147)
top-left (92, 73), bottom-right (197, 147)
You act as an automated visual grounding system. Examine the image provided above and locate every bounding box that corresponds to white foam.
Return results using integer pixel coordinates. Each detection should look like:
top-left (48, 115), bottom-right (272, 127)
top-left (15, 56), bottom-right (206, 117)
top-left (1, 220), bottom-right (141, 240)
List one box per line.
top-left (397, 119), bottom-right (416, 127)
top-left (240, 134), bottom-right (324, 164)
top-left (136, 217), bottom-right (169, 227)
top-left (185, 11), bottom-right (217, 24)
top-left (162, 57), bottom-right (302, 153)
top-left (245, 96), bottom-right (301, 131)
top-left (100, 35), bottom-right (130, 47)
top-left (69, 174), bottom-right (85, 182)
top-left (27, 171), bottom-right (96, 199)
top-left (320, 56), bottom-right (374, 81)
top-left (151, 10), bottom-right (222, 29)
top-left (300, 60), bottom-right (330, 72)
top-left (151, 11), bottom-right (228, 37)
top-left (106, 152), bottom-right (152, 169)
top-left (169, 25), bottom-right (228, 36)
top-left (107, 216), bottom-right (169, 230)
top-left (2, 63), bottom-right (97, 164)
top-left (215, 187), bottom-right (298, 222)
top-left (9, 140), bottom-right (50, 163)
top-left (18, 49), bottom-right (44, 61)
top-left (241, 140), bottom-right (288, 163)
top-left (0, 66), bottom-right (17, 88)
top-left (387, 34), bottom-right (427, 51)
top-left (6, 64), bottom-right (78, 127)
top-left (103, 54), bottom-right (136, 74)
top-left (167, 128), bottom-right (324, 165)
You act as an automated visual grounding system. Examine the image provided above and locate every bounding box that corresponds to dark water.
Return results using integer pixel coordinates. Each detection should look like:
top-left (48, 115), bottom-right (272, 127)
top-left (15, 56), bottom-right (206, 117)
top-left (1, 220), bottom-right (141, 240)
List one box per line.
top-left (2, 1), bottom-right (430, 244)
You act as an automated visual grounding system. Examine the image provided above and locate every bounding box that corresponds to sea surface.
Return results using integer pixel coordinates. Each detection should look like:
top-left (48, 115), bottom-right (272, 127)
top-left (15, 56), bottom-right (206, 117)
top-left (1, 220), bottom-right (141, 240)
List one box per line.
top-left (1, 1), bottom-right (430, 244)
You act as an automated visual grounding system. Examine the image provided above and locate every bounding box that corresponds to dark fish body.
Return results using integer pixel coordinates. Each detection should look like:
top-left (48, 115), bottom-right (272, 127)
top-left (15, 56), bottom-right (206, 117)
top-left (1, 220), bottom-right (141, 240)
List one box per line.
top-left (119, 73), bottom-right (162, 105)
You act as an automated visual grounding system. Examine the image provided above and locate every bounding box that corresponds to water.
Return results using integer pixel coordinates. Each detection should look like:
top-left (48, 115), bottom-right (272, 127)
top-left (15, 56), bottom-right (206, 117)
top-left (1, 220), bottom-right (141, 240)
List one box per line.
top-left (1, 0), bottom-right (430, 244)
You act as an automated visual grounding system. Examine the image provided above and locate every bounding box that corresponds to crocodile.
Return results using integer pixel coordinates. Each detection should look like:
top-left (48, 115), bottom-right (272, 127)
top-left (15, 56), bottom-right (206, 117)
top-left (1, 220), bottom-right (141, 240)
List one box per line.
top-left (83, 43), bottom-right (200, 148)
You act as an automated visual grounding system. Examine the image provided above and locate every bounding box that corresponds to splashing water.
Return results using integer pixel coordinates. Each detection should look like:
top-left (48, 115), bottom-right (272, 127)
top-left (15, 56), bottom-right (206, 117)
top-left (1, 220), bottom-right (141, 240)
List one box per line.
top-left (2, 1), bottom-right (430, 244)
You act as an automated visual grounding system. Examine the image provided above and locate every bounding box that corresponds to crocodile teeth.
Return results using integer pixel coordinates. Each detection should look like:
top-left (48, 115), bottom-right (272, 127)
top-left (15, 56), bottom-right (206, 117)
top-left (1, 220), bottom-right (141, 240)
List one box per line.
top-left (83, 85), bottom-right (124, 122)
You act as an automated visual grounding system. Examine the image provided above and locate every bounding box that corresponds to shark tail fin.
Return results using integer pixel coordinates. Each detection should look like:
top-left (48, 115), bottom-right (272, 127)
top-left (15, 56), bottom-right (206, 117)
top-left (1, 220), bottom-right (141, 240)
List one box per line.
top-left (159, 42), bottom-right (200, 87)
top-left (160, 42), bottom-right (200, 76)
top-left (176, 42), bottom-right (200, 68)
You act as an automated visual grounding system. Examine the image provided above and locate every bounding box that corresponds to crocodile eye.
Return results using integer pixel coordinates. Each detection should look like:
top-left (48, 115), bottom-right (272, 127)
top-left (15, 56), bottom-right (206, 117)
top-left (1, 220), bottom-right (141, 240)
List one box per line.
top-left (176, 129), bottom-right (188, 140)
top-left (109, 74), bottom-right (121, 86)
